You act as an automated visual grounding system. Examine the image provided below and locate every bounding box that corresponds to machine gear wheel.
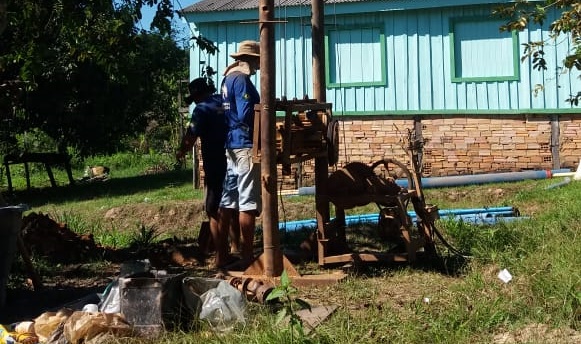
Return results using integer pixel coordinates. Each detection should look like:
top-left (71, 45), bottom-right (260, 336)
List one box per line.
top-left (327, 119), bottom-right (340, 166)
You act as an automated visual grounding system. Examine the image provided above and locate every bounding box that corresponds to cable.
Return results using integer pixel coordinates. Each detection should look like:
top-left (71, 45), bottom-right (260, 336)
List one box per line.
top-left (279, 171), bottom-right (287, 232)
top-left (329, 2), bottom-right (348, 164)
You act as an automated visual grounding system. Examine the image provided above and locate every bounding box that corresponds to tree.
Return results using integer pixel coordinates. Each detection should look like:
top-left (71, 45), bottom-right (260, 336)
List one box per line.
top-left (0, 0), bottom-right (189, 156)
top-left (0, 0), bottom-right (6, 35)
top-left (493, 0), bottom-right (581, 105)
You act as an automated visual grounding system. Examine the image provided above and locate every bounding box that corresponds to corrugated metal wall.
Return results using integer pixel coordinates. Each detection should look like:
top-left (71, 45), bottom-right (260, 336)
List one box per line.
top-left (189, 4), bottom-right (579, 114)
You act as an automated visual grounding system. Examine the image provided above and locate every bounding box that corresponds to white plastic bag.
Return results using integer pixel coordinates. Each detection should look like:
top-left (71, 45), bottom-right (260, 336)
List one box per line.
top-left (182, 277), bottom-right (246, 333)
top-left (98, 280), bottom-right (120, 313)
top-left (199, 280), bottom-right (246, 332)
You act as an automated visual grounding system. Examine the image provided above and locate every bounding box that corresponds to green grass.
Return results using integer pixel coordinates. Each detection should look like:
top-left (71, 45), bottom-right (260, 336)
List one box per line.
top-left (1, 153), bottom-right (580, 343)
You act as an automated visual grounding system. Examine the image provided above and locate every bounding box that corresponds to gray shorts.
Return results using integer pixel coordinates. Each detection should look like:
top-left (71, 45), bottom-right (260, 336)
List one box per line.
top-left (220, 148), bottom-right (261, 214)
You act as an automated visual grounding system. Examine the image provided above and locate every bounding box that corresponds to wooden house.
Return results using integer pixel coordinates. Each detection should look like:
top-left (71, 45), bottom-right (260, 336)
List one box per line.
top-left (181, 0), bottom-right (581, 182)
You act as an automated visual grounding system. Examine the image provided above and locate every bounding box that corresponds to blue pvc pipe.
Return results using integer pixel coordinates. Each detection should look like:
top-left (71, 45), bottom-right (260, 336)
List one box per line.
top-left (297, 169), bottom-right (571, 195)
top-left (278, 214), bottom-right (527, 232)
top-left (395, 169), bottom-right (571, 189)
top-left (414, 206), bottom-right (515, 217)
top-left (278, 207), bottom-right (522, 232)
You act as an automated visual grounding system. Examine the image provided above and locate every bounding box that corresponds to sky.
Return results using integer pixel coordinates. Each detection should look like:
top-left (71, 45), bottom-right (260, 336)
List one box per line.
top-left (138, 3), bottom-right (190, 45)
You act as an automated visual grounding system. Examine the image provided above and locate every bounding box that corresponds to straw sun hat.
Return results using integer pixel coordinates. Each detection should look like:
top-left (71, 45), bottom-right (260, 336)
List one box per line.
top-left (230, 40), bottom-right (260, 59)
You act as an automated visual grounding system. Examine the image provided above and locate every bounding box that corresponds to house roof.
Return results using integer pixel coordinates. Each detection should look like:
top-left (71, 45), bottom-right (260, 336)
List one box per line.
top-left (181, 0), bottom-right (366, 13)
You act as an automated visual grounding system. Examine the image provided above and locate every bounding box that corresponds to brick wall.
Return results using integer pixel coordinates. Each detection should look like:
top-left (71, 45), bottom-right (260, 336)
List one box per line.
top-left (198, 114), bottom-right (581, 189)
top-left (422, 115), bottom-right (554, 176)
top-left (559, 114), bottom-right (581, 167)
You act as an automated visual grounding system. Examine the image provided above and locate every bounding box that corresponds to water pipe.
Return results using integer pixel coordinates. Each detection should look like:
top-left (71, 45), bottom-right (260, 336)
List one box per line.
top-left (545, 177), bottom-right (572, 190)
top-left (418, 206), bottom-right (516, 216)
top-left (395, 169), bottom-right (571, 189)
top-left (277, 206), bottom-right (516, 230)
top-left (278, 207), bottom-right (522, 232)
top-left (297, 169), bottom-right (571, 195)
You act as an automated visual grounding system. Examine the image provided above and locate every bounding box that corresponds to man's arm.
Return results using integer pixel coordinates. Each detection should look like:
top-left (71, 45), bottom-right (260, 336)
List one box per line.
top-left (176, 127), bottom-right (198, 161)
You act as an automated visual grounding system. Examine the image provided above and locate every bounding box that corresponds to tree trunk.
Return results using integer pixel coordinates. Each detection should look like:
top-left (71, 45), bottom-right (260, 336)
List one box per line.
top-left (0, 0), bottom-right (6, 35)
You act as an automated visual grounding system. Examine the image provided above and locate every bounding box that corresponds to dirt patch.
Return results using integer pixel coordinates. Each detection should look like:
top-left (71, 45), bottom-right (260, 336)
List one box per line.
top-left (493, 323), bottom-right (581, 343)
top-left (100, 198), bottom-right (318, 237)
top-left (102, 200), bottom-right (207, 235)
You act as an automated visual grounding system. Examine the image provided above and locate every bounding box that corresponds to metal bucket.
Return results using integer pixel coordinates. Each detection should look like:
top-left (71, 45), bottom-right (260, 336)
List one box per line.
top-left (119, 272), bottom-right (188, 337)
top-left (0, 205), bottom-right (28, 309)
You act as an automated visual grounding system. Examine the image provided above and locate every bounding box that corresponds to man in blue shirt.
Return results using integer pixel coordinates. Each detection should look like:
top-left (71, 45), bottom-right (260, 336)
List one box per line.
top-left (176, 78), bottom-right (227, 262)
top-left (219, 40), bottom-right (262, 268)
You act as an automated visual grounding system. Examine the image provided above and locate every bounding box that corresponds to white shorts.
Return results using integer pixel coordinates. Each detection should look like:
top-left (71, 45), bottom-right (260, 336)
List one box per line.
top-left (220, 148), bottom-right (261, 214)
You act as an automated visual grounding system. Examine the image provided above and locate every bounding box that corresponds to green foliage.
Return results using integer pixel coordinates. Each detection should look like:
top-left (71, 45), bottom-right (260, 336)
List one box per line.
top-left (128, 224), bottom-right (161, 251)
top-left (266, 270), bottom-right (312, 340)
top-left (437, 218), bottom-right (481, 254)
top-left (15, 128), bottom-right (58, 153)
top-left (0, 0), bottom-right (189, 157)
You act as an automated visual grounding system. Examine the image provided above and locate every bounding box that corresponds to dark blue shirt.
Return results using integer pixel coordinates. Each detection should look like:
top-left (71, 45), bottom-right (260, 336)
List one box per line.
top-left (188, 94), bottom-right (227, 163)
top-left (221, 71), bottom-right (260, 149)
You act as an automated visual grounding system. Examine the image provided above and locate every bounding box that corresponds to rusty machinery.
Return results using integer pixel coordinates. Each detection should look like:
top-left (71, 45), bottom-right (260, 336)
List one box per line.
top-left (252, 97), bottom-right (339, 170)
top-left (228, 276), bottom-right (274, 304)
top-left (253, 98), bottom-right (438, 267)
top-left (317, 129), bottom-right (440, 266)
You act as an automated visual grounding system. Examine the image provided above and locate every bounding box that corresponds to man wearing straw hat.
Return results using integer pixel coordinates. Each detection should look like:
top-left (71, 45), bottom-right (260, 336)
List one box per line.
top-left (218, 40), bottom-right (262, 269)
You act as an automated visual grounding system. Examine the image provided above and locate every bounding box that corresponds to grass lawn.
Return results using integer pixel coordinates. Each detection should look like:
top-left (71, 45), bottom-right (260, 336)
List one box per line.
top-left (1, 154), bottom-right (580, 343)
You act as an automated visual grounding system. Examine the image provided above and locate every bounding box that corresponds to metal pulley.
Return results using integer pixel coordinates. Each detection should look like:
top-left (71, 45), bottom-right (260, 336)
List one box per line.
top-left (327, 119), bottom-right (339, 166)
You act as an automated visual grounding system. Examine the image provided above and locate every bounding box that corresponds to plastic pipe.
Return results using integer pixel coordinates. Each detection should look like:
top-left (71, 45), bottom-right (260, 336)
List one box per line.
top-left (450, 216), bottom-right (530, 225)
top-left (545, 177), bottom-right (572, 190)
top-left (297, 169), bottom-right (571, 195)
top-left (278, 214), bottom-right (527, 232)
top-left (278, 206), bottom-right (517, 229)
top-left (415, 206), bottom-right (515, 217)
top-left (395, 169), bottom-right (571, 189)
top-left (278, 207), bottom-right (521, 232)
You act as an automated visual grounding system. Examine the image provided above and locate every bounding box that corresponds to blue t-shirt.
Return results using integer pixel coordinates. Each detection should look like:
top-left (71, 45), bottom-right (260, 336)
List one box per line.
top-left (188, 94), bottom-right (227, 164)
top-left (221, 71), bottom-right (260, 149)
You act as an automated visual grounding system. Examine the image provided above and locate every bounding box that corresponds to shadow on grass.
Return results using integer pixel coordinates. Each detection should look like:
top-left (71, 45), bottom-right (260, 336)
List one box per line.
top-left (1, 285), bottom-right (105, 324)
top-left (277, 223), bottom-right (470, 278)
top-left (3, 169), bottom-right (194, 208)
top-left (1, 236), bottom-right (208, 324)
top-left (317, 252), bottom-right (470, 279)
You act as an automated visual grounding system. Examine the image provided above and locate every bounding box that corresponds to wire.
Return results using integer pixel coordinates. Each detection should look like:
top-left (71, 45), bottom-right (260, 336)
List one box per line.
top-left (329, 2), bottom-right (349, 164)
top-left (279, 171), bottom-right (287, 232)
top-left (432, 224), bottom-right (473, 259)
top-left (277, 0), bottom-right (288, 97)
top-left (300, 0), bottom-right (308, 97)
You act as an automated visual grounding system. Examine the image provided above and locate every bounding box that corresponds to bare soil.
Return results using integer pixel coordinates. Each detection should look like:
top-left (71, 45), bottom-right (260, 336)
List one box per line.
top-left (1, 198), bottom-right (316, 324)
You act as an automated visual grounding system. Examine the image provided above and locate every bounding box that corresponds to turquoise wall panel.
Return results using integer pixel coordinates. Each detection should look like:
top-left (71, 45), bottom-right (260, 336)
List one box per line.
top-left (188, 3), bottom-right (580, 114)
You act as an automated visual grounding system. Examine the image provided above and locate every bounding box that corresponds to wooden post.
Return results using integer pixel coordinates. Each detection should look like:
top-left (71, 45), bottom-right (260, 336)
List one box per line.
top-left (312, 0), bottom-right (330, 265)
top-left (258, 0), bottom-right (282, 277)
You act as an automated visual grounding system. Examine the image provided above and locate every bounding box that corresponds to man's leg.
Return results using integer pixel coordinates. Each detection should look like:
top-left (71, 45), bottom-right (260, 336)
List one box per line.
top-left (214, 208), bottom-right (234, 268)
top-left (229, 212), bottom-right (240, 254)
top-left (239, 210), bottom-right (256, 262)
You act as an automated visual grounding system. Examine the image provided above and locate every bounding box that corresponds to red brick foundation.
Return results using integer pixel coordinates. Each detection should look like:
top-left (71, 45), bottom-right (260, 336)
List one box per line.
top-left (199, 114), bottom-right (581, 190)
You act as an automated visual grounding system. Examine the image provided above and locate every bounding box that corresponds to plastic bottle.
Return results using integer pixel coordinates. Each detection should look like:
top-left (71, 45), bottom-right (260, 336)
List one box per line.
top-left (0, 325), bottom-right (15, 344)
